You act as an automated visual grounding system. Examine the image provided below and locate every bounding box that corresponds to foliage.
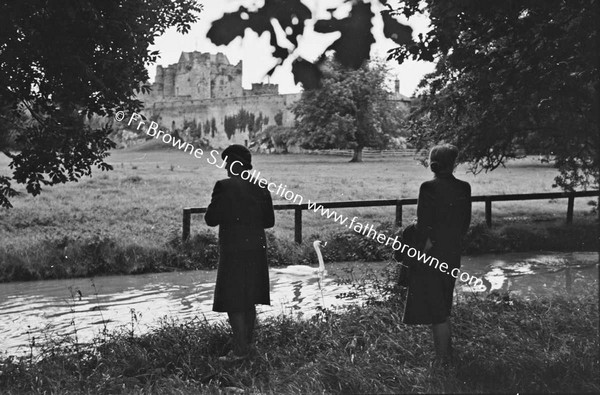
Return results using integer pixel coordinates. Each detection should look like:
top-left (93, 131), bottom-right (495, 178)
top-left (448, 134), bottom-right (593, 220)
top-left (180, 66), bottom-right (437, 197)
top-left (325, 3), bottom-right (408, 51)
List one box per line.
top-left (292, 59), bottom-right (407, 161)
top-left (253, 125), bottom-right (296, 153)
top-left (210, 118), bottom-right (217, 138)
top-left (0, 0), bottom-right (203, 208)
top-left (207, 0), bottom-right (412, 89)
top-left (223, 109), bottom-right (267, 139)
top-left (274, 110), bottom-right (283, 126)
top-left (182, 119), bottom-right (201, 139)
top-left (388, 0), bottom-right (599, 191)
top-left (203, 120), bottom-right (211, 138)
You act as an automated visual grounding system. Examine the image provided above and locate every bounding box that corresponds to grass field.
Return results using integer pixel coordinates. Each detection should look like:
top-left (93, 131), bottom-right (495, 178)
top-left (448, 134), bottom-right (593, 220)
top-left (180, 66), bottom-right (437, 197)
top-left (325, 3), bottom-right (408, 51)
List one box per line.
top-left (0, 143), bottom-right (597, 281)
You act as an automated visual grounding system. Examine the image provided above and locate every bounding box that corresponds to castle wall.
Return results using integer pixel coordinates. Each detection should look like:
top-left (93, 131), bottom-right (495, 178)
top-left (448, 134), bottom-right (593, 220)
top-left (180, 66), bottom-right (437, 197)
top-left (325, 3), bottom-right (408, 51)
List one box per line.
top-left (144, 93), bottom-right (301, 149)
top-left (134, 51), bottom-right (412, 150)
top-left (245, 83), bottom-right (279, 96)
top-left (210, 61), bottom-right (243, 99)
top-left (162, 65), bottom-right (176, 97)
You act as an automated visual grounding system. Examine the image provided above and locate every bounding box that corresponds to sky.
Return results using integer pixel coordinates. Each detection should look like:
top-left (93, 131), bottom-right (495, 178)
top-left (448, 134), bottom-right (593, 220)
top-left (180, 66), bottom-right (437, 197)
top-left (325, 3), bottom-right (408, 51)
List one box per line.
top-left (148, 0), bottom-right (435, 97)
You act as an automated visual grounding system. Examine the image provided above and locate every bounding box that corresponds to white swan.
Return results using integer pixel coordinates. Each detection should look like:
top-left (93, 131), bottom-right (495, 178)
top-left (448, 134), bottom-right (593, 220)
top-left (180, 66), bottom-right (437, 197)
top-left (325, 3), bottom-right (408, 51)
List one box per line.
top-left (272, 240), bottom-right (327, 276)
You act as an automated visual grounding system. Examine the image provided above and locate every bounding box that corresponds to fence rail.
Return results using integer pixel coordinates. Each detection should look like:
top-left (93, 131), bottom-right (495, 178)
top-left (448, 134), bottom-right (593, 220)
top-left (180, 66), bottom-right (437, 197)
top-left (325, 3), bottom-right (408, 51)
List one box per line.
top-left (298, 148), bottom-right (419, 157)
top-left (182, 190), bottom-right (599, 243)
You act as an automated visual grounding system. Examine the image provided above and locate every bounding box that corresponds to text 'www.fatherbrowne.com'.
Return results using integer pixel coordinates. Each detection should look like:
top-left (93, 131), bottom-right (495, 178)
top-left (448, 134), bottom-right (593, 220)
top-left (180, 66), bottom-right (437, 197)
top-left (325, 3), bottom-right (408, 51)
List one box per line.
top-left (306, 203), bottom-right (483, 288)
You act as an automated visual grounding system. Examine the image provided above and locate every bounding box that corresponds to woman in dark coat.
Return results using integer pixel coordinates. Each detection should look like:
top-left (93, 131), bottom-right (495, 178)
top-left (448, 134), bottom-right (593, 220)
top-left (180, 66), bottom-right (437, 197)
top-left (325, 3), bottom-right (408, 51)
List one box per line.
top-left (205, 144), bottom-right (275, 360)
top-left (403, 144), bottom-right (471, 365)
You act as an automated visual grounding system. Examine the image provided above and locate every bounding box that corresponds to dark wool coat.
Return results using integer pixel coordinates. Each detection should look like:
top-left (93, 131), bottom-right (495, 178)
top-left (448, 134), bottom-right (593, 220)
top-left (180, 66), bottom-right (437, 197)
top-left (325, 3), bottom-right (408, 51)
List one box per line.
top-left (403, 173), bottom-right (471, 324)
top-left (205, 175), bottom-right (275, 312)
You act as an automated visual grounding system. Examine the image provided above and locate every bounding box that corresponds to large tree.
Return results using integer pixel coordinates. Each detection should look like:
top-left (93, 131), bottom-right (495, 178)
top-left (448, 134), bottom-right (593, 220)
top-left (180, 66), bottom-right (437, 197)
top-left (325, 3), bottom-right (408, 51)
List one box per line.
top-left (292, 59), bottom-right (406, 162)
top-left (388, 0), bottom-right (599, 192)
top-left (0, 0), bottom-right (203, 208)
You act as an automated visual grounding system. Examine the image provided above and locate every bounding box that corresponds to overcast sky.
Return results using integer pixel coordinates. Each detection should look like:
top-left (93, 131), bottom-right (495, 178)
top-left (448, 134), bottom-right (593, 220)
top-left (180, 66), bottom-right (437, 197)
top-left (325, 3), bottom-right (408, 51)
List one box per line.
top-left (148, 0), bottom-right (435, 97)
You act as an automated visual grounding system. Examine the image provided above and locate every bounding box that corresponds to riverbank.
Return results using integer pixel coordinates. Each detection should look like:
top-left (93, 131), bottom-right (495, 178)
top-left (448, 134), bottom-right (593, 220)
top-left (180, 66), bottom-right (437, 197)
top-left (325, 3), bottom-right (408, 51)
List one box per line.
top-left (0, 217), bottom-right (597, 282)
top-left (0, 283), bottom-right (597, 394)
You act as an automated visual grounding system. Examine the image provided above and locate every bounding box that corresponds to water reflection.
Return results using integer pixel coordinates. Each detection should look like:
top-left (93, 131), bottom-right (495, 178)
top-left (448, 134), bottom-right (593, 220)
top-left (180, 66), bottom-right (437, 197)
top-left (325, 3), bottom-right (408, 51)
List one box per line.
top-left (0, 252), bottom-right (597, 356)
top-left (458, 252), bottom-right (598, 297)
top-left (0, 268), bottom-right (362, 356)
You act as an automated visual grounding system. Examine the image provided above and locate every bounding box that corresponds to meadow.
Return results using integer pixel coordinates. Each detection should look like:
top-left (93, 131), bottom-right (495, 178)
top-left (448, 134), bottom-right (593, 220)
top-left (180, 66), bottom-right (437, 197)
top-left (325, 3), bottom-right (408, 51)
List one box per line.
top-left (0, 141), bottom-right (597, 281)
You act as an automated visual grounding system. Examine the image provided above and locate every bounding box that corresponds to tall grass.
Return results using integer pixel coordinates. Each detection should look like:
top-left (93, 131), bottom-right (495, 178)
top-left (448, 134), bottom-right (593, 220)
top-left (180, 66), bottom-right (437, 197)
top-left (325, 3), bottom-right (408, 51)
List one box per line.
top-left (0, 268), bottom-right (597, 394)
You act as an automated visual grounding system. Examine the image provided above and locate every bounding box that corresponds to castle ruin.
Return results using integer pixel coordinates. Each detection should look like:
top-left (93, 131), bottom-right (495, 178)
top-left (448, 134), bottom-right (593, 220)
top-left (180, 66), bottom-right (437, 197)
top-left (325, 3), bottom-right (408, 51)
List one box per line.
top-left (137, 51), bottom-right (412, 150)
top-left (138, 51), bottom-right (300, 149)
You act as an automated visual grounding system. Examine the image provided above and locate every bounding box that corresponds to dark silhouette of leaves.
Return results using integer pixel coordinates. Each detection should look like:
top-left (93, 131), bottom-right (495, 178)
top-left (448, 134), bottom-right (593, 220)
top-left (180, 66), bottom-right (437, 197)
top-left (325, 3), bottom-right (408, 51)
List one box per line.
top-left (206, 8), bottom-right (250, 46)
top-left (207, 0), bottom-right (311, 65)
top-left (314, 2), bottom-right (375, 69)
top-left (381, 10), bottom-right (412, 46)
top-left (208, 0), bottom-right (413, 88)
top-left (291, 58), bottom-right (323, 90)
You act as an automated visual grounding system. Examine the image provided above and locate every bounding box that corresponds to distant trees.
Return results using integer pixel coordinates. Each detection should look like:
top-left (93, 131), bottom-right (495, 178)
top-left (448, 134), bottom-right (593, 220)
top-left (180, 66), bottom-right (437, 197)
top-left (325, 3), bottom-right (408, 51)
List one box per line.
top-left (292, 60), bottom-right (407, 162)
top-left (389, 0), bottom-right (599, 191)
top-left (223, 110), bottom-right (269, 139)
top-left (0, 0), bottom-right (203, 208)
top-left (254, 125), bottom-right (296, 153)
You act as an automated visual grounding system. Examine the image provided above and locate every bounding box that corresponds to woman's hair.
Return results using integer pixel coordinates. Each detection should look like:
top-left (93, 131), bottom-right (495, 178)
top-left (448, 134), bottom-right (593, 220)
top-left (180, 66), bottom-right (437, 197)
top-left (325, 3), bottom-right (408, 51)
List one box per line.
top-left (429, 144), bottom-right (459, 174)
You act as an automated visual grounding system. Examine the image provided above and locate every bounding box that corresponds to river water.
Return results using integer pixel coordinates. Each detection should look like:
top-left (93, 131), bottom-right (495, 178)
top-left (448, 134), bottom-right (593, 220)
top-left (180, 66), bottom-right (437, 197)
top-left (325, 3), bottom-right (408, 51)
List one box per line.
top-left (0, 252), bottom-right (596, 357)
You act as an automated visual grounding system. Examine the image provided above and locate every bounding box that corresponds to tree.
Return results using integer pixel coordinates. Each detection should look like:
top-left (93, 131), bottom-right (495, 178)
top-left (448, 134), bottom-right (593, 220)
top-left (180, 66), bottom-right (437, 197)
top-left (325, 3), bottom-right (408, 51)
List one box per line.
top-left (388, 0), bottom-right (599, 192)
top-left (292, 59), bottom-right (406, 162)
top-left (0, 0), bottom-right (203, 208)
top-left (253, 125), bottom-right (296, 153)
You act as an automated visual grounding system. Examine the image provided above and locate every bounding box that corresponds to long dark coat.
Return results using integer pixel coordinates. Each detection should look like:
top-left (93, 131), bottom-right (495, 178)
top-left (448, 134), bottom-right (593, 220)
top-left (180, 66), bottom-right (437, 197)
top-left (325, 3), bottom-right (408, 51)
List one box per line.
top-left (205, 175), bottom-right (275, 312)
top-left (403, 173), bottom-right (471, 324)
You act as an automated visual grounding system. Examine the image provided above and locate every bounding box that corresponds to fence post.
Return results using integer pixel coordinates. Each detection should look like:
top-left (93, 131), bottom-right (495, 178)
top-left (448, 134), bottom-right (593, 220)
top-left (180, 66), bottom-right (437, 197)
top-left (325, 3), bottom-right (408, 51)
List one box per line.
top-left (294, 207), bottom-right (302, 244)
top-left (395, 201), bottom-right (403, 228)
top-left (566, 193), bottom-right (575, 224)
top-left (485, 198), bottom-right (492, 228)
top-left (182, 209), bottom-right (191, 241)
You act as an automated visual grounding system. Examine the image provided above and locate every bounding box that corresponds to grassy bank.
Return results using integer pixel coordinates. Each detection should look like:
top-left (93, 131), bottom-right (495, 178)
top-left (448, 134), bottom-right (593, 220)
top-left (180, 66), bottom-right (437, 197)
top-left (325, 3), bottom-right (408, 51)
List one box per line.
top-left (1, 149), bottom-right (597, 282)
top-left (0, 217), bottom-right (596, 282)
top-left (0, 282), bottom-right (597, 394)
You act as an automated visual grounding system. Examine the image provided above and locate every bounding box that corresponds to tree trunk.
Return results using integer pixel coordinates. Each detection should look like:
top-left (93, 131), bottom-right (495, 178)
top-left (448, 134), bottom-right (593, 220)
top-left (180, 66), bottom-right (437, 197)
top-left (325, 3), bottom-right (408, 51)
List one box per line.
top-left (350, 147), bottom-right (363, 162)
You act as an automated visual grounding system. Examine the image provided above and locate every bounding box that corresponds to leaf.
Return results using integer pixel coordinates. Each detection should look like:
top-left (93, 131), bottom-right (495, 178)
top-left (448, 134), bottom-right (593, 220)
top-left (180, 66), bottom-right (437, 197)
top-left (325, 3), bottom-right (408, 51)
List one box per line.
top-left (291, 58), bottom-right (322, 90)
top-left (381, 10), bottom-right (413, 45)
top-left (206, 9), bottom-right (250, 46)
top-left (314, 2), bottom-right (376, 69)
top-left (207, 0), bottom-right (311, 65)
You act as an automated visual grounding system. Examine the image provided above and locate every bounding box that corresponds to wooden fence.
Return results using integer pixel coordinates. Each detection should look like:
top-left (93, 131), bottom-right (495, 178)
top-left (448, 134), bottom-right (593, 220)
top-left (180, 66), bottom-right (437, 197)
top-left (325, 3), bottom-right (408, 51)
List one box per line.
top-left (297, 148), bottom-right (418, 158)
top-left (182, 190), bottom-right (599, 243)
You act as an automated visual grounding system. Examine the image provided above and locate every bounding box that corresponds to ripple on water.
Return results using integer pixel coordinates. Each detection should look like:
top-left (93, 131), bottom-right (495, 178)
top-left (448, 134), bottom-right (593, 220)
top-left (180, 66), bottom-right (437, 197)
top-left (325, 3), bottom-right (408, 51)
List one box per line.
top-left (0, 253), bottom-right (597, 356)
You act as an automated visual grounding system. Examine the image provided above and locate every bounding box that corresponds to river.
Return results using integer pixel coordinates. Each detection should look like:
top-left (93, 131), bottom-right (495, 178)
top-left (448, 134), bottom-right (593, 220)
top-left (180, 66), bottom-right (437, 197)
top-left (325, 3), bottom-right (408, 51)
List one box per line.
top-left (0, 252), bottom-right (596, 357)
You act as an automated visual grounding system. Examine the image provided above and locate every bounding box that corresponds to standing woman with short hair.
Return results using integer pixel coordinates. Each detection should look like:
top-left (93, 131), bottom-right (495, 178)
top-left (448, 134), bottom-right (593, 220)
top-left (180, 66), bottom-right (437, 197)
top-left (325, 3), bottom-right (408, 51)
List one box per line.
top-left (403, 144), bottom-right (471, 366)
top-left (205, 144), bottom-right (275, 361)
